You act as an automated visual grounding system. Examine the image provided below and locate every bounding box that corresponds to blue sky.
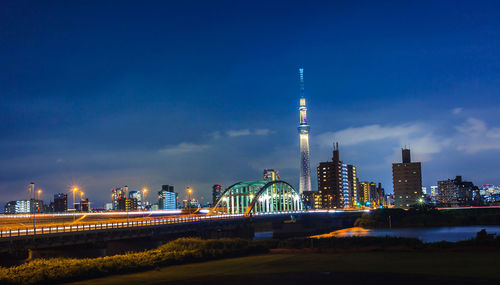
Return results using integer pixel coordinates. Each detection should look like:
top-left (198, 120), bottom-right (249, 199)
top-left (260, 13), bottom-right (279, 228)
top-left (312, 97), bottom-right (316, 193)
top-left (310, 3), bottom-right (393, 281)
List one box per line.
top-left (1, 0), bottom-right (500, 207)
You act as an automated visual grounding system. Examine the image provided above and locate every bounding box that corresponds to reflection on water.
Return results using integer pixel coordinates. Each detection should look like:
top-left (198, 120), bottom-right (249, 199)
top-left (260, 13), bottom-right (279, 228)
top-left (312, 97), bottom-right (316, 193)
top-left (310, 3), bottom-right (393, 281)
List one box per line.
top-left (311, 225), bottom-right (500, 242)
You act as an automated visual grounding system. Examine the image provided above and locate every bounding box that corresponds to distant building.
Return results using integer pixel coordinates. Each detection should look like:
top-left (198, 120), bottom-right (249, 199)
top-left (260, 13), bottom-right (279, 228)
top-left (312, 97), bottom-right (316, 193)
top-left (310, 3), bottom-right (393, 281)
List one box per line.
top-left (392, 148), bottom-right (423, 208)
top-left (150, 204), bottom-right (159, 211)
top-left (430, 186), bottom-right (438, 197)
top-left (4, 201), bottom-right (16, 214)
top-left (116, 197), bottom-right (127, 211)
top-left (263, 169), bottom-right (280, 181)
top-left (301, 190), bottom-right (322, 209)
top-left (422, 187), bottom-right (427, 195)
top-left (129, 190), bottom-right (142, 208)
top-left (54, 193), bottom-right (68, 212)
top-left (111, 187), bottom-right (126, 210)
top-left (75, 199), bottom-right (91, 212)
top-left (358, 182), bottom-right (385, 207)
top-left (317, 143), bottom-right (358, 209)
top-left (438, 176), bottom-right (477, 206)
top-left (480, 184), bottom-right (500, 203)
top-left (126, 198), bottom-right (138, 211)
top-left (105, 203), bottom-right (113, 211)
top-left (158, 185), bottom-right (177, 210)
top-left (4, 200), bottom-right (32, 214)
top-left (212, 184), bottom-right (223, 205)
top-left (183, 199), bottom-right (200, 209)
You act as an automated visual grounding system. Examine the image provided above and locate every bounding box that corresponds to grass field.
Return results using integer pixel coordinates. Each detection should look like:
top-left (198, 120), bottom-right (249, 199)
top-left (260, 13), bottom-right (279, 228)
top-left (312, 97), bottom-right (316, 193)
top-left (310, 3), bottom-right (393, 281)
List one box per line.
top-left (67, 251), bottom-right (500, 285)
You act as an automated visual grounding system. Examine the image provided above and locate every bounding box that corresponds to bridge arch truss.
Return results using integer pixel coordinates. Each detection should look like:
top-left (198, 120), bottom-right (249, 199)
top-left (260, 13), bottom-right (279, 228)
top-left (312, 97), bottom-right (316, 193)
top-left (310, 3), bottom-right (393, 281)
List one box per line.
top-left (210, 180), bottom-right (304, 215)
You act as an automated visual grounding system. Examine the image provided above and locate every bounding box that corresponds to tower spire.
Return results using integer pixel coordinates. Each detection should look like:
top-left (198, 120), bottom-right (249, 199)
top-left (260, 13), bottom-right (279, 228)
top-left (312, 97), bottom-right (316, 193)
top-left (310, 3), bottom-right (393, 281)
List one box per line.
top-left (299, 68), bottom-right (305, 98)
top-left (298, 68), bottom-right (311, 194)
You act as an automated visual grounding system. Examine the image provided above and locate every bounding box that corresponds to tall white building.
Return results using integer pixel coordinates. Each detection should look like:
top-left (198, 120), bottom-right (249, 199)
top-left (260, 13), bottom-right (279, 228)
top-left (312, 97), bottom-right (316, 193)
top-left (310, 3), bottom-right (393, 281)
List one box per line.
top-left (298, 68), bottom-right (311, 194)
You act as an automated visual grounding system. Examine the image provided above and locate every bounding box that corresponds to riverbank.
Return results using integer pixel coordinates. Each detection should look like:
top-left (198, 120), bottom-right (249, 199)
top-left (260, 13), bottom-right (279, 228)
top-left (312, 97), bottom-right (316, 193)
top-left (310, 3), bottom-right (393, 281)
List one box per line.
top-left (2, 231), bottom-right (499, 284)
top-left (67, 251), bottom-right (500, 285)
top-left (354, 206), bottom-right (500, 228)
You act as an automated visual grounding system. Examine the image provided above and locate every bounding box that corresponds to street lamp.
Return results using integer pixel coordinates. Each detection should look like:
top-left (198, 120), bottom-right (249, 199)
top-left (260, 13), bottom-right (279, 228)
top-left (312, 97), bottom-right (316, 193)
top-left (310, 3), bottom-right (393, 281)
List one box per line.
top-left (37, 189), bottom-right (42, 201)
top-left (142, 188), bottom-right (148, 210)
top-left (187, 187), bottom-right (193, 216)
top-left (80, 192), bottom-right (85, 212)
top-left (72, 187), bottom-right (78, 221)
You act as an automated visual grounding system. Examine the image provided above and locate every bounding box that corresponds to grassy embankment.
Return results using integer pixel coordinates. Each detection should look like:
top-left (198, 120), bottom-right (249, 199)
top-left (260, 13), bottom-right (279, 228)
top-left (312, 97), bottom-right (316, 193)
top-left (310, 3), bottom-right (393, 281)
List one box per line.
top-left (1, 231), bottom-right (500, 284)
top-left (68, 251), bottom-right (500, 285)
top-left (354, 206), bottom-right (500, 228)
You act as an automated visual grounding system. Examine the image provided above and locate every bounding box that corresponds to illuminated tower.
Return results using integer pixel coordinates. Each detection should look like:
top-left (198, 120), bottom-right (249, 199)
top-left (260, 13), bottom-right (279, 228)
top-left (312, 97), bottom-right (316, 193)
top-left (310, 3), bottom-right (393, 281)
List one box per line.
top-left (298, 68), bottom-right (311, 194)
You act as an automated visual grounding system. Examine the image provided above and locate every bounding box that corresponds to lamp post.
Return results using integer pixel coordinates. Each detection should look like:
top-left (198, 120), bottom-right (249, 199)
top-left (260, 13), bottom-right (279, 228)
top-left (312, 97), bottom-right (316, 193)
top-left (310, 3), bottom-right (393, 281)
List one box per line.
top-left (37, 189), bottom-right (42, 201)
top-left (142, 188), bottom-right (148, 210)
top-left (125, 185), bottom-right (129, 224)
top-left (72, 187), bottom-right (78, 221)
top-left (30, 182), bottom-right (35, 231)
top-left (187, 187), bottom-right (193, 217)
top-left (80, 192), bottom-right (85, 212)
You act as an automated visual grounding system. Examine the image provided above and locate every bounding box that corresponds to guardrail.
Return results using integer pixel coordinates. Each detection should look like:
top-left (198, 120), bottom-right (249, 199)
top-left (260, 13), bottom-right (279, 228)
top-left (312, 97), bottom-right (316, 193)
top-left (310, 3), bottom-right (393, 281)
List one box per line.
top-left (0, 210), bottom-right (319, 239)
top-left (0, 214), bottom-right (247, 239)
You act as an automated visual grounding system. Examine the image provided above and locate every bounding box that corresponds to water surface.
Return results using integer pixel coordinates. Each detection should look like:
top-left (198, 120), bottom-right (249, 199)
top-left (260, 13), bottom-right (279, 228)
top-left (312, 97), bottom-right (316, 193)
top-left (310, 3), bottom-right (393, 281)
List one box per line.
top-left (312, 225), bottom-right (500, 242)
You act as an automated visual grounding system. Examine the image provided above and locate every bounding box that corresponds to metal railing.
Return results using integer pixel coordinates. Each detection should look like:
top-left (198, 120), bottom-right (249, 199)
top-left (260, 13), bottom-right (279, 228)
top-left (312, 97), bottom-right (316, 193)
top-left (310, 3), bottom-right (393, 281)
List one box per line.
top-left (0, 214), bottom-right (247, 239)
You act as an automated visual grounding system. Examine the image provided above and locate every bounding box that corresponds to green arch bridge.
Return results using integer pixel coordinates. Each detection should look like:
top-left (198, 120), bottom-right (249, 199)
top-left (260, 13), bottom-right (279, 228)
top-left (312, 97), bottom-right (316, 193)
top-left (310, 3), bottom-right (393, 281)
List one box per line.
top-left (209, 180), bottom-right (304, 215)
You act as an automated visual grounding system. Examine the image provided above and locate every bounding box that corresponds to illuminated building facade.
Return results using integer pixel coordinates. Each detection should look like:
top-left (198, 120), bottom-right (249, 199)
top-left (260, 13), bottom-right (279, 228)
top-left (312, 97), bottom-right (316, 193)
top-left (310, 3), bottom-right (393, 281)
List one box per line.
top-left (317, 143), bottom-right (358, 208)
top-left (438, 176), bottom-right (477, 206)
top-left (392, 148), bottom-right (423, 208)
top-left (212, 184), bottom-right (223, 205)
top-left (298, 68), bottom-right (312, 194)
top-left (3, 200), bottom-right (32, 214)
top-left (358, 182), bottom-right (385, 207)
top-left (111, 187), bottom-right (126, 210)
top-left (301, 190), bottom-right (322, 209)
top-left (159, 185), bottom-right (177, 210)
top-left (54, 193), bottom-right (67, 212)
top-left (480, 184), bottom-right (500, 203)
top-left (263, 169), bottom-right (280, 181)
top-left (210, 180), bottom-right (304, 215)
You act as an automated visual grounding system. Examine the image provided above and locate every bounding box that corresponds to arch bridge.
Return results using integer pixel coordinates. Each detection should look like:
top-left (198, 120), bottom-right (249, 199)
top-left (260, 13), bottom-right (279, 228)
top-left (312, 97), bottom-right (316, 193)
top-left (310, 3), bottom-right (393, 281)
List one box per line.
top-left (210, 180), bottom-right (304, 215)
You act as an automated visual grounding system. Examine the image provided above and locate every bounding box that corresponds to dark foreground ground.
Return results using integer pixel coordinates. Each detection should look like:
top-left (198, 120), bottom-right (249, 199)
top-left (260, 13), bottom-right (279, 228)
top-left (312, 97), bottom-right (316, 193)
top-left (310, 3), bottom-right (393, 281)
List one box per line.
top-left (67, 251), bottom-right (500, 285)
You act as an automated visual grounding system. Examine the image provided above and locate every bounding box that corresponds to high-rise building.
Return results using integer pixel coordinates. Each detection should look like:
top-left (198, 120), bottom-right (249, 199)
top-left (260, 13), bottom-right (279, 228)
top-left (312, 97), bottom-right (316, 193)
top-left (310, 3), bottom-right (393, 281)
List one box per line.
top-left (159, 185), bottom-right (177, 210)
top-left (392, 148), bottom-right (423, 208)
top-left (4, 201), bottom-right (16, 214)
top-left (111, 187), bottom-right (126, 210)
top-left (263, 169), bottom-right (280, 181)
top-left (54, 193), bottom-right (68, 212)
top-left (358, 182), bottom-right (384, 207)
top-left (438, 176), bottom-right (477, 206)
top-left (301, 191), bottom-right (322, 209)
top-left (212, 184), bottom-right (223, 205)
top-left (298, 68), bottom-right (311, 194)
top-left (129, 190), bottom-right (142, 208)
top-left (5, 200), bottom-right (32, 214)
top-left (317, 143), bottom-right (358, 208)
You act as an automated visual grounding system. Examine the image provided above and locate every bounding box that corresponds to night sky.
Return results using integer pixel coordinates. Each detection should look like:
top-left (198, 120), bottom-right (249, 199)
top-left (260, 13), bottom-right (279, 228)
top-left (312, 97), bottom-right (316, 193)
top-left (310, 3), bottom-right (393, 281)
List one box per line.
top-left (1, 0), bottom-right (500, 207)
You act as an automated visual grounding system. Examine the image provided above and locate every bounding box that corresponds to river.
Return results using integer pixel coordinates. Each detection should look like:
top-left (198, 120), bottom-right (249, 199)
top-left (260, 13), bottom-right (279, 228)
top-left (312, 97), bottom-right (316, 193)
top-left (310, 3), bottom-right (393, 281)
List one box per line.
top-left (255, 225), bottom-right (500, 242)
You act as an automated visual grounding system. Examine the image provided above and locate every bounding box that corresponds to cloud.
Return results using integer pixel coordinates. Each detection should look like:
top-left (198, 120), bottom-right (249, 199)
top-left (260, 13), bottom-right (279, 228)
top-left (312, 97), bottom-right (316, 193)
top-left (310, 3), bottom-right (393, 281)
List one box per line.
top-left (226, 129), bottom-right (251, 137)
top-left (455, 118), bottom-right (487, 136)
top-left (316, 123), bottom-right (424, 147)
top-left (255, 129), bottom-right (273, 136)
top-left (316, 122), bottom-right (447, 163)
top-left (159, 143), bottom-right (210, 155)
top-left (455, 118), bottom-right (500, 153)
top-left (226, 129), bottom-right (273, 137)
top-left (452, 107), bottom-right (463, 114)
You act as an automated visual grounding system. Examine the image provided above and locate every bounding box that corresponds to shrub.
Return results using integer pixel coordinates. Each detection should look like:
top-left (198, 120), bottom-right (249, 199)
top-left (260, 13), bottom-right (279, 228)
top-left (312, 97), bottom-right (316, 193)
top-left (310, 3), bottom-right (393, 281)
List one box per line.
top-left (0, 238), bottom-right (268, 285)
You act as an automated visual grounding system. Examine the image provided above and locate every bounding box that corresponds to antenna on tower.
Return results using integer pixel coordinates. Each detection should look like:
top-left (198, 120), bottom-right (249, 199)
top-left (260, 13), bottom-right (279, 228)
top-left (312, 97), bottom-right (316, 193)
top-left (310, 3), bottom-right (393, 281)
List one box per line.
top-left (299, 68), bottom-right (304, 98)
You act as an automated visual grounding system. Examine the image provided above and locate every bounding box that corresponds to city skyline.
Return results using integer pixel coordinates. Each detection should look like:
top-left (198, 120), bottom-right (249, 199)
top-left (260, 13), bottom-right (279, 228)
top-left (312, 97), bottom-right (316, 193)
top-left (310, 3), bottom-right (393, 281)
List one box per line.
top-left (1, 1), bottom-right (500, 208)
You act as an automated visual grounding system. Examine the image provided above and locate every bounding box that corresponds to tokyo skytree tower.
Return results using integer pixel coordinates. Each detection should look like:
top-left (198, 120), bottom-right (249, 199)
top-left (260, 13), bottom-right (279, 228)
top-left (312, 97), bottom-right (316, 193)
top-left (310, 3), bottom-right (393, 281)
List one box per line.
top-left (298, 68), bottom-right (311, 194)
